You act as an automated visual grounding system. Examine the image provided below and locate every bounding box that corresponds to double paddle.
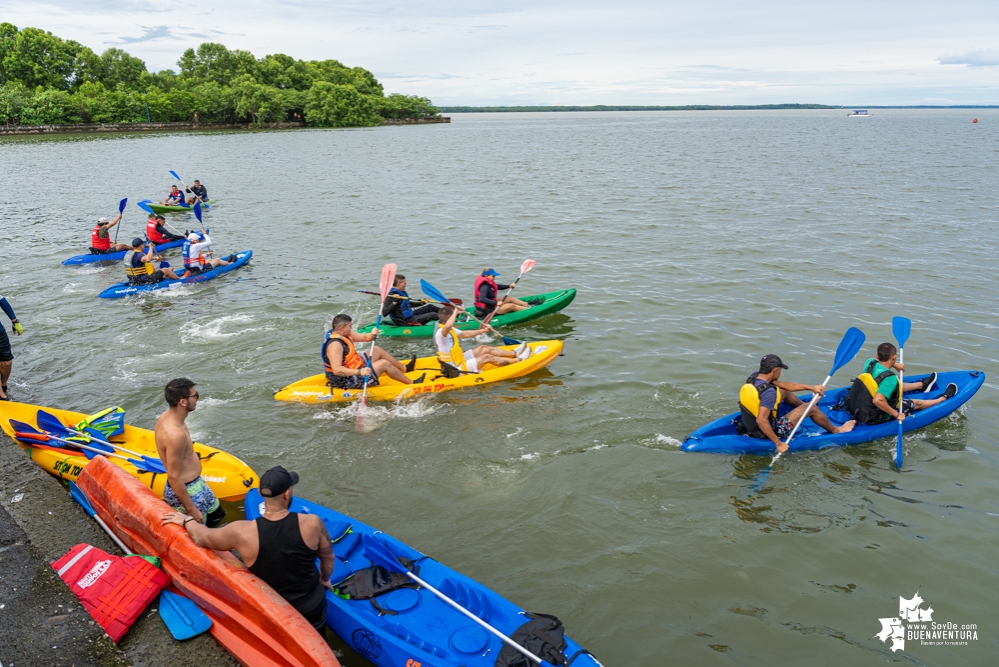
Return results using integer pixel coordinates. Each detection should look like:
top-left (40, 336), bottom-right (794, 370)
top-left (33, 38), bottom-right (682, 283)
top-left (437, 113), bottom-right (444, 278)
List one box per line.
top-left (483, 259), bottom-right (536, 325)
top-left (112, 197), bottom-right (127, 244)
top-left (420, 279), bottom-right (521, 346)
top-left (356, 263), bottom-right (396, 432)
top-left (892, 316), bottom-right (911, 470)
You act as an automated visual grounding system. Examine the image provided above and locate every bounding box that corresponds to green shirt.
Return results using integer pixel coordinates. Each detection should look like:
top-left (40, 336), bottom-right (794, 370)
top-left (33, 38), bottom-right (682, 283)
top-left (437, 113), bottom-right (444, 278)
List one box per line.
top-left (863, 358), bottom-right (899, 399)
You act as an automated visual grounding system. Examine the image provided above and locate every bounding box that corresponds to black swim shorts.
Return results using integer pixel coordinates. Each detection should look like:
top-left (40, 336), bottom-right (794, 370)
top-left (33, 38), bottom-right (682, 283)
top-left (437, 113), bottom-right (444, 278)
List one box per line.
top-left (0, 327), bottom-right (12, 362)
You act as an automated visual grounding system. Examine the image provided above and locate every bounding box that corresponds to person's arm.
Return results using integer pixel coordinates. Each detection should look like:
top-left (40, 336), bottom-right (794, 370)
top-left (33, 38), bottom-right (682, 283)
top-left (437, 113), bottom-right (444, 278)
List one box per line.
top-left (305, 515), bottom-right (335, 589)
top-left (439, 306), bottom-right (459, 337)
top-left (327, 339), bottom-right (371, 378)
top-left (772, 380), bottom-right (825, 396)
top-left (141, 244), bottom-right (156, 263)
top-left (349, 331), bottom-right (375, 343)
top-left (0, 296), bottom-right (17, 323)
top-left (161, 512), bottom-right (249, 550)
top-left (755, 406), bottom-right (787, 452)
top-left (873, 393), bottom-right (905, 420)
top-left (107, 214), bottom-right (122, 230)
top-left (189, 237), bottom-right (213, 256)
top-left (458, 327), bottom-right (489, 338)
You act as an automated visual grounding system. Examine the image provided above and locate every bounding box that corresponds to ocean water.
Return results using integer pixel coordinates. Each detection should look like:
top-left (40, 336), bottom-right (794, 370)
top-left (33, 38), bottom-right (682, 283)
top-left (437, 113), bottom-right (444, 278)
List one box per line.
top-left (1, 109), bottom-right (996, 665)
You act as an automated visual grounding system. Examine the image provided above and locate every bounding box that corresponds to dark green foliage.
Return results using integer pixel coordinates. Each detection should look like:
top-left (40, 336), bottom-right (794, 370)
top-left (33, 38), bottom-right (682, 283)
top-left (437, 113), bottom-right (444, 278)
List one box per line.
top-left (0, 24), bottom-right (438, 127)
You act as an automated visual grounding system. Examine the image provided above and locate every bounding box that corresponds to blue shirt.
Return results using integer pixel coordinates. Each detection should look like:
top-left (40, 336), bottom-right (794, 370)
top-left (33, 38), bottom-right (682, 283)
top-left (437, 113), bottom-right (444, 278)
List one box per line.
top-left (753, 374), bottom-right (778, 413)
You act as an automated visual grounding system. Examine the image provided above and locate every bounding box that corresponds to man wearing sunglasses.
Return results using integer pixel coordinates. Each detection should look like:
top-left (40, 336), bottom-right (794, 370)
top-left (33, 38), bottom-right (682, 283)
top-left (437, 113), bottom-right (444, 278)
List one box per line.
top-left (154, 378), bottom-right (226, 527)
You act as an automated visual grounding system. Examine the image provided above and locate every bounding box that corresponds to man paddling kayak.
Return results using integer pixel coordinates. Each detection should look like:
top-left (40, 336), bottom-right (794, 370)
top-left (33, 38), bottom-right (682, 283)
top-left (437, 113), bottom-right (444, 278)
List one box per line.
top-left (181, 231), bottom-right (235, 277)
top-left (383, 275), bottom-right (440, 326)
top-left (123, 238), bottom-right (182, 284)
top-left (160, 185), bottom-right (186, 206)
top-left (473, 268), bottom-right (536, 318)
top-left (842, 343), bottom-right (957, 424)
top-left (146, 214), bottom-right (185, 243)
top-left (155, 378), bottom-right (226, 527)
top-left (185, 179), bottom-right (208, 204)
top-left (161, 465), bottom-right (334, 634)
top-left (434, 304), bottom-right (529, 374)
top-left (90, 214), bottom-right (132, 254)
top-left (323, 313), bottom-right (422, 390)
top-left (738, 354), bottom-right (856, 453)
top-left (0, 295), bottom-right (23, 401)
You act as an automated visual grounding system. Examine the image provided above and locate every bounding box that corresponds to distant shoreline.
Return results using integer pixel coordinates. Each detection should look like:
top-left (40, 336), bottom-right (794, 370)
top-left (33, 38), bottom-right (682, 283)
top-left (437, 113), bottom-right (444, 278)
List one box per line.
top-left (440, 104), bottom-right (999, 113)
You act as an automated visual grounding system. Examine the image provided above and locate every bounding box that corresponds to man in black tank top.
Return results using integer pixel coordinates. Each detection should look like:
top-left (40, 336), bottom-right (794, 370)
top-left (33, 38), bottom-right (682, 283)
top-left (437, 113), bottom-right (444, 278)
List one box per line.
top-left (161, 466), bottom-right (335, 633)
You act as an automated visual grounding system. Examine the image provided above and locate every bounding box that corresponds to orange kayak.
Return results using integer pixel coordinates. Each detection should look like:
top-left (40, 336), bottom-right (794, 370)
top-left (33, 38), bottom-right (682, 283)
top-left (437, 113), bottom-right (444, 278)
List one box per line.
top-left (78, 457), bottom-right (340, 667)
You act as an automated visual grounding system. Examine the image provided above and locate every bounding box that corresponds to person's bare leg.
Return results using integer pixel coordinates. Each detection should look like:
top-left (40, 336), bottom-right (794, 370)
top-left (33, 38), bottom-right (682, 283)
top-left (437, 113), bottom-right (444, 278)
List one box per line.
top-left (0, 360), bottom-right (11, 398)
top-left (910, 397), bottom-right (946, 410)
top-left (372, 358), bottom-right (412, 383)
top-left (370, 347), bottom-right (405, 371)
top-left (472, 345), bottom-right (516, 359)
top-left (162, 268), bottom-right (181, 280)
top-left (473, 352), bottom-right (514, 368)
top-left (496, 302), bottom-right (528, 315)
top-left (786, 401), bottom-right (855, 434)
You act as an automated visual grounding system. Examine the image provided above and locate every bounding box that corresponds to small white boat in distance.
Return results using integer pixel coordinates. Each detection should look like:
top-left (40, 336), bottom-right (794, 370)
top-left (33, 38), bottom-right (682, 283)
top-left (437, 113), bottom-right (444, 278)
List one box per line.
top-left (848, 109), bottom-right (872, 117)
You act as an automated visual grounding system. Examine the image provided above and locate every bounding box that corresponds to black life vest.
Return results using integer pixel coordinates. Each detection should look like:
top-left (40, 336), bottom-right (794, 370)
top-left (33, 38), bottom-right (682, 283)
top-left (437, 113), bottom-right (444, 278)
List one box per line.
top-left (332, 557), bottom-right (420, 615)
top-left (843, 360), bottom-right (898, 424)
top-left (737, 373), bottom-right (781, 438)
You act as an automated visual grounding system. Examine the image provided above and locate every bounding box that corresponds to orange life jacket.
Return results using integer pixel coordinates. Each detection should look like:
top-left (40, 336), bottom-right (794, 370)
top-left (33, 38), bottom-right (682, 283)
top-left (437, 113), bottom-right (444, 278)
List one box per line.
top-left (323, 331), bottom-right (364, 372)
top-left (91, 224), bottom-right (111, 251)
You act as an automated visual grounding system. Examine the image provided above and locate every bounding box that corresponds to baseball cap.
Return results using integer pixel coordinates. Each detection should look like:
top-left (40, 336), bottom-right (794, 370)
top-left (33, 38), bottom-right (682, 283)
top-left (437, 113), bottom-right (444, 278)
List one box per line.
top-left (759, 354), bottom-right (788, 372)
top-left (98, 217), bottom-right (110, 224)
top-left (482, 268), bottom-right (500, 277)
top-left (259, 466), bottom-right (299, 497)
top-left (131, 237), bottom-right (145, 247)
top-left (188, 232), bottom-right (201, 241)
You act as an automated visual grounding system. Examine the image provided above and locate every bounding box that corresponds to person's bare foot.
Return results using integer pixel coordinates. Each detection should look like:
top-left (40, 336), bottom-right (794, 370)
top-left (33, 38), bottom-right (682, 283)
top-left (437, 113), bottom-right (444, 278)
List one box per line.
top-left (835, 419), bottom-right (856, 434)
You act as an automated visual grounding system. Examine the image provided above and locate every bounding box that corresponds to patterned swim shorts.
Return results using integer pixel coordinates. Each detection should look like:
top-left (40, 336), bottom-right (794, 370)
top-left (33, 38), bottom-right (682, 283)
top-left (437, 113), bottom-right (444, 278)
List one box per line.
top-left (163, 476), bottom-right (221, 516)
top-left (773, 416), bottom-right (794, 439)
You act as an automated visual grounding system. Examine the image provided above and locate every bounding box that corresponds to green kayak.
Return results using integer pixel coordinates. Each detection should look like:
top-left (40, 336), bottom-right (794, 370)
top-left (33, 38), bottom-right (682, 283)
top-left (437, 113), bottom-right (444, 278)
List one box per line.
top-left (146, 199), bottom-right (217, 214)
top-left (356, 288), bottom-right (576, 337)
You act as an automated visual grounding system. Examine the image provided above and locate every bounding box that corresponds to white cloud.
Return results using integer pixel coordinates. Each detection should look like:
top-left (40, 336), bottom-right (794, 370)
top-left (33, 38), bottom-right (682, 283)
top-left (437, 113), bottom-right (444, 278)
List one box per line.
top-left (4, 0), bottom-right (999, 105)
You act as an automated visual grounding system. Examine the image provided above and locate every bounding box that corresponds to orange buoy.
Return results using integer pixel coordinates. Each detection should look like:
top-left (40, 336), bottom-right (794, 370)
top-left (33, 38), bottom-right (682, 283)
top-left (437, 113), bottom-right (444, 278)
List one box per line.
top-left (973, 118), bottom-right (978, 123)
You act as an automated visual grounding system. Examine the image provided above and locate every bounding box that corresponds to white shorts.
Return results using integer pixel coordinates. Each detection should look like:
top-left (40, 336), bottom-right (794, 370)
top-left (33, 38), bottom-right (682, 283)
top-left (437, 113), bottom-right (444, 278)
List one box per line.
top-left (462, 353), bottom-right (480, 374)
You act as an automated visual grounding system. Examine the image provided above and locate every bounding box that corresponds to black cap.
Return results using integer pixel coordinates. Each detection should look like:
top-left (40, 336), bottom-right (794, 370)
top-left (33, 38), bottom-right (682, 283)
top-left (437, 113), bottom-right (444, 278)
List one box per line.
top-left (259, 466), bottom-right (299, 497)
top-left (759, 354), bottom-right (788, 372)
top-left (131, 237), bottom-right (145, 247)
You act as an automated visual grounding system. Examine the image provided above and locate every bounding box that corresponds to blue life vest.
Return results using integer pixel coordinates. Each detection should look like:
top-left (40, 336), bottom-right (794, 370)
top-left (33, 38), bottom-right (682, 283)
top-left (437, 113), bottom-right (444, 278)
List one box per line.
top-left (389, 288), bottom-right (414, 319)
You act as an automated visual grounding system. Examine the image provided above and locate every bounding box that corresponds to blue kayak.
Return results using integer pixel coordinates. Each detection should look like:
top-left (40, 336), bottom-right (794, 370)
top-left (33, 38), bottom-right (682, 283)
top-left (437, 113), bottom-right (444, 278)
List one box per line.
top-left (682, 370), bottom-right (984, 454)
top-left (63, 239), bottom-right (184, 266)
top-left (97, 250), bottom-right (252, 299)
top-left (245, 490), bottom-right (604, 667)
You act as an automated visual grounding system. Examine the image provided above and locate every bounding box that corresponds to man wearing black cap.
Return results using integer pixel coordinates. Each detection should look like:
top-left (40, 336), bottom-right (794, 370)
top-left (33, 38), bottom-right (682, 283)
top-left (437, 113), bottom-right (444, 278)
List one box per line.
top-left (123, 238), bottom-right (181, 283)
top-left (161, 466), bottom-right (335, 634)
top-left (738, 354), bottom-right (855, 452)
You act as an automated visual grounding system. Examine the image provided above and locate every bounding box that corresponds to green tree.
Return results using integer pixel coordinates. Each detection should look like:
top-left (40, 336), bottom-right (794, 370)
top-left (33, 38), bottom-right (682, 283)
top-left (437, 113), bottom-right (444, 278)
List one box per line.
top-left (304, 81), bottom-right (382, 127)
top-left (187, 82), bottom-right (234, 122)
top-left (230, 74), bottom-right (284, 124)
top-left (378, 93), bottom-right (438, 119)
top-left (0, 23), bottom-right (21, 84)
top-left (0, 81), bottom-right (29, 123)
top-left (93, 48), bottom-right (147, 90)
top-left (1, 26), bottom-right (83, 89)
top-left (20, 89), bottom-right (79, 124)
top-left (178, 43), bottom-right (256, 86)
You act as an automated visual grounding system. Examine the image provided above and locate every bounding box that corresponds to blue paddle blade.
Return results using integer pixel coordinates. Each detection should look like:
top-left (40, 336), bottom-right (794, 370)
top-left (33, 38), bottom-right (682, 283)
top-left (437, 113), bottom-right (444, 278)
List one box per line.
top-left (193, 201), bottom-right (202, 223)
top-left (10, 419), bottom-right (42, 436)
top-left (118, 198), bottom-right (128, 213)
top-left (37, 410), bottom-right (113, 454)
top-left (419, 279), bottom-right (450, 305)
top-left (362, 534), bottom-right (406, 574)
top-left (137, 200), bottom-right (155, 215)
top-left (896, 423), bottom-right (904, 469)
top-left (169, 170), bottom-right (181, 181)
top-left (893, 316), bottom-right (912, 348)
top-left (69, 481), bottom-right (97, 517)
top-left (830, 327), bottom-right (866, 375)
top-left (159, 589), bottom-right (212, 640)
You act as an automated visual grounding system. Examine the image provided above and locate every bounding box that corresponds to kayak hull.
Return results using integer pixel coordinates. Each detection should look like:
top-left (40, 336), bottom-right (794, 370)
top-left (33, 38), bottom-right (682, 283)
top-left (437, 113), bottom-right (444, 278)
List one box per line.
top-left (63, 239), bottom-right (184, 265)
top-left (274, 340), bottom-right (563, 403)
top-left (79, 457), bottom-right (340, 667)
top-left (245, 489), bottom-right (602, 667)
top-left (146, 199), bottom-right (217, 214)
top-left (0, 401), bottom-right (257, 501)
top-left (682, 370), bottom-right (985, 454)
top-left (356, 289), bottom-right (576, 337)
top-left (98, 250), bottom-right (252, 298)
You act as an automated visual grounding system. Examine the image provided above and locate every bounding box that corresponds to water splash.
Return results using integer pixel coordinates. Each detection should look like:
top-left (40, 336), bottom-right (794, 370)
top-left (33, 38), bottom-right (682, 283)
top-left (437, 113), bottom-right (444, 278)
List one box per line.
top-left (180, 314), bottom-right (274, 343)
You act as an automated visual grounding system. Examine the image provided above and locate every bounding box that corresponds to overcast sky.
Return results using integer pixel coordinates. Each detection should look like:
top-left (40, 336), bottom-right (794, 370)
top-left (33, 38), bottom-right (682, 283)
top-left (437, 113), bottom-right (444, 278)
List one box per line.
top-left (6, 0), bottom-right (999, 105)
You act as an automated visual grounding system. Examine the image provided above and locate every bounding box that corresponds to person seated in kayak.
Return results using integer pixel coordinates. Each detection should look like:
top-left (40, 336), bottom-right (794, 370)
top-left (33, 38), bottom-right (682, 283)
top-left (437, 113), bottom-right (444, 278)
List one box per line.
top-left (90, 214), bottom-right (132, 254)
top-left (739, 354), bottom-right (856, 453)
top-left (161, 465), bottom-right (335, 634)
top-left (124, 238), bottom-right (182, 284)
top-left (146, 214), bottom-right (185, 243)
top-left (434, 304), bottom-right (529, 374)
top-left (473, 268), bottom-right (534, 319)
top-left (323, 313), bottom-right (422, 389)
top-left (382, 274), bottom-right (440, 326)
top-left (185, 179), bottom-right (208, 204)
top-left (843, 343), bottom-right (957, 424)
top-left (181, 231), bottom-right (236, 277)
top-left (160, 185), bottom-right (187, 207)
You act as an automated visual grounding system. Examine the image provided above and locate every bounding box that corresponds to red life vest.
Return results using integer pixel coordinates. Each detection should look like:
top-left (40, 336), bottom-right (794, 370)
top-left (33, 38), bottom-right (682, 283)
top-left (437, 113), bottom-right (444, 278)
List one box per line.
top-left (473, 274), bottom-right (497, 310)
top-left (52, 543), bottom-right (169, 643)
top-left (146, 218), bottom-right (167, 244)
top-left (91, 224), bottom-right (111, 251)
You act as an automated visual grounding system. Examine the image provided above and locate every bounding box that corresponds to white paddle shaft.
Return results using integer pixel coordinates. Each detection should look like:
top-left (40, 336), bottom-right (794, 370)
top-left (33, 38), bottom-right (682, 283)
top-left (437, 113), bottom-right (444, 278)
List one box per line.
top-left (898, 348), bottom-right (904, 421)
top-left (768, 373), bottom-right (832, 465)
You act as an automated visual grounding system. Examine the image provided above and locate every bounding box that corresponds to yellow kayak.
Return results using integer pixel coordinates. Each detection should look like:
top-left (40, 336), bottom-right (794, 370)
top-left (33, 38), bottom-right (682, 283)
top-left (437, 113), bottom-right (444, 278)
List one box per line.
top-left (0, 402), bottom-right (258, 502)
top-left (275, 340), bottom-right (563, 403)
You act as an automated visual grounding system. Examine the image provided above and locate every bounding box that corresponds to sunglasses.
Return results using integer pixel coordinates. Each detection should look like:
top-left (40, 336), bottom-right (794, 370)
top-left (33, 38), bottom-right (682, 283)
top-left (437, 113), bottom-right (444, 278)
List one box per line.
top-left (187, 392), bottom-right (200, 400)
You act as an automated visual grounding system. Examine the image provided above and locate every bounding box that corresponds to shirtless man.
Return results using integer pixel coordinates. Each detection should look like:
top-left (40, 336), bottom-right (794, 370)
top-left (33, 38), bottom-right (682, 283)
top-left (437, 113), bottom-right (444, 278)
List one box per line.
top-left (154, 378), bottom-right (226, 527)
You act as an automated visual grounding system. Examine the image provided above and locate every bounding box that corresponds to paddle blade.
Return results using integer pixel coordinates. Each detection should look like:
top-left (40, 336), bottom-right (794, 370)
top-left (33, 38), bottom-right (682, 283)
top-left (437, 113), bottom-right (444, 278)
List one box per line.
top-left (420, 279), bottom-right (452, 305)
top-left (895, 423), bottom-right (903, 470)
top-left (519, 259), bottom-right (537, 275)
top-left (10, 419), bottom-right (43, 437)
top-left (118, 198), bottom-right (128, 213)
top-left (193, 201), bottom-right (202, 224)
top-left (169, 170), bottom-right (181, 181)
top-left (159, 590), bottom-right (212, 640)
top-left (137, 200), bottom-right (155, 215)
top-left (892, 317), bottom-right (912, 348)
top-left (69, 481), bottom-right (97, 517)
top-left (36, 410), bottom-right (71, 437)
top-left (501, 335), bottom-right (522, 346)
top-left (830, 327), bottom-right (866, 376)
top-left (379, 264), bottom-right (398, 301)
top-left (361, 534), bottom-right (406, 573)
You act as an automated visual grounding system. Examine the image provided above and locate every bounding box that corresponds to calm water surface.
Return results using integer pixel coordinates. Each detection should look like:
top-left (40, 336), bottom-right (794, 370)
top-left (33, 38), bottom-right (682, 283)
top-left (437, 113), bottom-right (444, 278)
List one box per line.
top-left (1, 110), bottom-right (997, 665)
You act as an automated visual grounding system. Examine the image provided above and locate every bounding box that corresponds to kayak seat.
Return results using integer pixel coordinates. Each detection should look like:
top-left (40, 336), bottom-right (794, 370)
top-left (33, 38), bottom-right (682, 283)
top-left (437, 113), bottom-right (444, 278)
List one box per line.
top-left (384, 621), bottom-right (450, 657)
top-left (437, 577), bottom-right (494, 622)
